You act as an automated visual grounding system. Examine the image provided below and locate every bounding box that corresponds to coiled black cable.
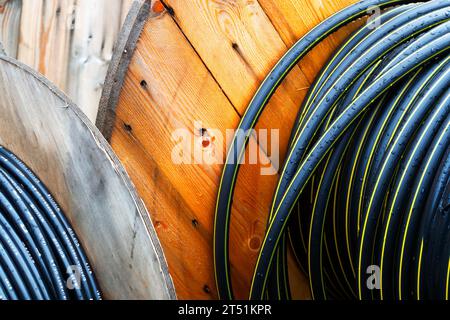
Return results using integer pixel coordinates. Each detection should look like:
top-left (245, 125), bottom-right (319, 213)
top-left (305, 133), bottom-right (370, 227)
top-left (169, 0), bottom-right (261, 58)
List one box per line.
top-left (0, 146), bottom-right (101, 300)
top-left (214, 0), bottom-right (450, 300)
top-left (214, 0), bottom-right (423, 300)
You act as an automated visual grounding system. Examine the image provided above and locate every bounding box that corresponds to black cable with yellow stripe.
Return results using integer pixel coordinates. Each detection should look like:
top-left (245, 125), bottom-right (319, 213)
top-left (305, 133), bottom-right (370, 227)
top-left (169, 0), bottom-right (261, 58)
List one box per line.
top-left (214, 0), bottom-right (450, 300)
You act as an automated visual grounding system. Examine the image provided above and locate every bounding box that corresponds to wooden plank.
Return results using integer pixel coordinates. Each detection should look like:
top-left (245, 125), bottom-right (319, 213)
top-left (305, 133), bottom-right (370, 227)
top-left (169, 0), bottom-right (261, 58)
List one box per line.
top-left (108, 5), bottom-right (286, 299)
top-left (0, 55), bottom-right (175, 300)
top-left (67, 0), bottom-right (123, 121)
top-left (0, 0), bottom-right (21, 58)
top-left (151, 0), bottom-right (362, 299)
top-left (0, 40), bottom-right (5, 55)
top-left (97, 0), bottom-right (151, 140)
top-left (258, 0), bottom-right (364, 82)
top-left (121, 0), bottom-right (136, 23)
top-left (163, 0), bottom-right (311, 160)
top-left (18, 0), bottom-right (76, 91)
top-left (99, 0), bottom-right (366, 300)
top-left (258, 0), bottom-right (362, 47)
top-left (16, 0), bottom-right (126, 122)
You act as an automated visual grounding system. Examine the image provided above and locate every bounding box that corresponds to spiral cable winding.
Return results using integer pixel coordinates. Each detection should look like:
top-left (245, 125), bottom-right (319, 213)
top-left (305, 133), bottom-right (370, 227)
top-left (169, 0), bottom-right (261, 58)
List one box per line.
top-left (214, 0), bottom-right (450, 300)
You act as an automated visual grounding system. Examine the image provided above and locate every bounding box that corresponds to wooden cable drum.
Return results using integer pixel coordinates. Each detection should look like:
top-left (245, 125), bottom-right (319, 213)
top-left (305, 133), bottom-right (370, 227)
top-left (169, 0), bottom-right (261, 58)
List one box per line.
top-left (0, 51), bottom-right (175, 299)
top-left (97, 0), bottom-right (363, 299)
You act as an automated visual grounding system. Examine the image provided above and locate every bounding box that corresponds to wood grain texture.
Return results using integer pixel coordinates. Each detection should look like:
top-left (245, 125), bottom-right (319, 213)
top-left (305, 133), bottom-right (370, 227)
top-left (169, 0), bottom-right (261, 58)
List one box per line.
top-left (0, 0), bottom-right (21, 57)
top-left (0, 54), bottom-right (175, 300)
top-left (97, 0), bottom-right (151, 141)
top-left (66, 0), bottom-right (123, 121)
top-left (121, 0), bottom-right (136, 23)
top-left (109, 7), bottom-right (283, 299)
top-left (0, 0), bottom-right (130, 122)
top-left (163, 0), bottom-right (310, 160)
top-left (18, 0), bottom-right (76, 93)
top-left (99, 0), bottom-right (363, 300)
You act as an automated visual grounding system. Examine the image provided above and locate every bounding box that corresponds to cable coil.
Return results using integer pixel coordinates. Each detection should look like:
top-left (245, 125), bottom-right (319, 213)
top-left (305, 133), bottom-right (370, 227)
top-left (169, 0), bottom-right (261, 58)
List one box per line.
top-left (0, 146), bottom-right (101, 300)
top-left (214, 0), bottom-right (450, 300)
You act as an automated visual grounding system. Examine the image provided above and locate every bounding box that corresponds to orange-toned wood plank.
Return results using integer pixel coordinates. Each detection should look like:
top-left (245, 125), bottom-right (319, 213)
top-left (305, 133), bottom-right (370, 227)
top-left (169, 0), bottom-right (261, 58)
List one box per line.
top-left (162, 0), bottom-right (311, 161)
top-left (109, 0), bottom-right (366, 300)
top-left (258, 0), bottom-right (365, 85)
top-left (111, 8), bottom-right (284, 299)
top-left (112, 125), bottom-right (216, 299)
top-left (17, 0), bottom-right (125, 122)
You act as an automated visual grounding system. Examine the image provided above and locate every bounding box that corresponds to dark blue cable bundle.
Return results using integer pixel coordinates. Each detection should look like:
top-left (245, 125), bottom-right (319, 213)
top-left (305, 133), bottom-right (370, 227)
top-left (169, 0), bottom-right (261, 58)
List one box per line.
top-left (0, 146), bottom-right (101, 300)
